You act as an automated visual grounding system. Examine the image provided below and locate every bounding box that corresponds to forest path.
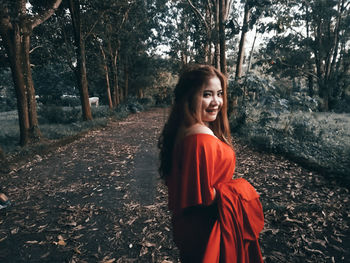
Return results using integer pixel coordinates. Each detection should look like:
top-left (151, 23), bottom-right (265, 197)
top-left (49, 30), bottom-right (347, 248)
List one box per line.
top-left (0, 108), bottom-right (349, 262)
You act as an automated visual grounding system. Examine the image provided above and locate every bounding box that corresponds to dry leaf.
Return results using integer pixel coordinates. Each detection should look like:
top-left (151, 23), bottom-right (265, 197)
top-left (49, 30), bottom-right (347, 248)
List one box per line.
top-left (25, 240), bottom-right (38, 244)
top-left (57, 240), bottom-right (66, 246)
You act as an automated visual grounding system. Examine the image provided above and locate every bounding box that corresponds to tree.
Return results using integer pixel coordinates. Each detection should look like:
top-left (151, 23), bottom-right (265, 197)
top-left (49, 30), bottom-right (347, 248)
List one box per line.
top-left (257, 0), bottom-right (350, 111)
top-left (0, 0), bottom-right (62, 146)
top-left (67, 0), bottom-right (92, 120)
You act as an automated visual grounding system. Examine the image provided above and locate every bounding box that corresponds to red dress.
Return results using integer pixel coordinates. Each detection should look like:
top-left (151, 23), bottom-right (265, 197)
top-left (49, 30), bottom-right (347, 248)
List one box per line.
top-left (167, 134), bottom-right (264, 262)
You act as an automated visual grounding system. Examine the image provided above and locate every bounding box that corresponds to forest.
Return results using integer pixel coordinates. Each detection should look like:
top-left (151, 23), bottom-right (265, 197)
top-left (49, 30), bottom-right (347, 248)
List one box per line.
top-left (1, 0), bottom-right (349, 179)
top-left (0, 0), bottom-right (349, 262)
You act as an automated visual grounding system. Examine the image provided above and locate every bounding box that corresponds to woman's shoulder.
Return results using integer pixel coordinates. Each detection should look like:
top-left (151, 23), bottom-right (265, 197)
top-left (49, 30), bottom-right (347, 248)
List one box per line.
top-left (174, 124), bottom-right (217, 148)
top-left (184, 123), bottom-right (215, 137)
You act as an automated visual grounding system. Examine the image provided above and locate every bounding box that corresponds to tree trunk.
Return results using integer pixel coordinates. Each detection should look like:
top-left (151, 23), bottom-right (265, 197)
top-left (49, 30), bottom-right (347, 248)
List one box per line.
top-left (138, 88), bottom-right (144, 99)
top-left (246, 29), bottom-right (257, 74)
top-left (0, 19), bottom-right (30, 146)
top-left (305, 5), bottom-right (314, 97)
top-left (218, 0), bottom-right (226, 75)
top-left (69, 0), bottom-right (92, 121)
top-left (206, 4), bottom-right (212, 64)
top-left (235, 2), bottom-right (250, 81)
top-left (109, 42), bottom-right (120, 106)
top-left (11, 28), bottom-right (30, 146)
top-left (99, 45), bottom-right (113, 109)
top-left (307, 73), bottom-right (314, 97)
top-left (214, 0), bottom-right (220, 70)
top-left (23, 31), bottom-right (41, 140)
top-left (124, 62), bottom-right (129, 99)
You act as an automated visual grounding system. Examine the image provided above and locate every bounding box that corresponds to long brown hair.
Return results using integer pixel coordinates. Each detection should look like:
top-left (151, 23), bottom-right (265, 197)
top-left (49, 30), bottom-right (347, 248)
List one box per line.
top-left (158, 64), bottom-right (232, 179)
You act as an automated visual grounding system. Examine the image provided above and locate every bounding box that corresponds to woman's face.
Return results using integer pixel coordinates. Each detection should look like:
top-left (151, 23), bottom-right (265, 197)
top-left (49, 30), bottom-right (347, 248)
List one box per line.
top-left (200, 76), bottom-right (223, 125)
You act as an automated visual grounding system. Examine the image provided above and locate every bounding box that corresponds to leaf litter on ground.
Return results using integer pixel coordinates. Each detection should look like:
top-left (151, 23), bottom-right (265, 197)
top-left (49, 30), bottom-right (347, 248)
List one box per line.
top-left (0, 108), bottom-right (349, 262)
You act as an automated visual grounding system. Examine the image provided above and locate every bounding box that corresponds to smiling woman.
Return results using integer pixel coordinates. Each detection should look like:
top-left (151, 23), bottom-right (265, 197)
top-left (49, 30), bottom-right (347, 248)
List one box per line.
top-left (201, 77), bottom-right (223, 125)
top-left (158, 64), bottom-right (264, 262)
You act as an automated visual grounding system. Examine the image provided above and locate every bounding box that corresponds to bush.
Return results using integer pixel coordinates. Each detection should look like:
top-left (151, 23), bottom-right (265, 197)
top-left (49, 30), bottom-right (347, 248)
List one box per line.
top-left (332, 97), bottom-right (350, 113)
top-left (60, 96), bottom-right (81, 107)
top-left (234, 106), bottom-right (350, 178)
top-left (229, 75), bottom-right (350, 179)
top-left (38, 105), bottom-right (81, 124)
top-left (0, 97), bottom-right (17, 112)
top-left (91, 106), bottom-right (115, 119)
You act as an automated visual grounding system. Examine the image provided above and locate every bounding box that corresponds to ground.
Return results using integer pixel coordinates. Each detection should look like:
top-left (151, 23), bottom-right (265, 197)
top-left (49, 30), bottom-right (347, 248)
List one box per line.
top-left (0, 108), bottom-right (349, 263)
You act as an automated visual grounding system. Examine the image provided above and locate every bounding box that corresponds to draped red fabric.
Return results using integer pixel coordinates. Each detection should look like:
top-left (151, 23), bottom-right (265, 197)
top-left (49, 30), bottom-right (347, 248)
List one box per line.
top-left (167, 134), bottom-right (264, 262)
top-left (203, 179), bottom-right (264, 263)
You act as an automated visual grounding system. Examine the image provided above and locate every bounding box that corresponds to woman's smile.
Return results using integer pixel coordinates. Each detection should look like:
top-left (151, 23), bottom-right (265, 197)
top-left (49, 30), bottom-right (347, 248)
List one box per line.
top-left (201, 76), bottom-right (223, 124)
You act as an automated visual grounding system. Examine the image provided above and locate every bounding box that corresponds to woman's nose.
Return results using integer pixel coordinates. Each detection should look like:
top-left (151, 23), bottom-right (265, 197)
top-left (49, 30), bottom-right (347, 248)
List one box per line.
top-left (211, 95), bottom-right (219, 105)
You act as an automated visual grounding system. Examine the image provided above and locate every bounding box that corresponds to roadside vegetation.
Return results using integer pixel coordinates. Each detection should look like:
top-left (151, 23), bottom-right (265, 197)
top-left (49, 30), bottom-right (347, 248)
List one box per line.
top-left (229, 75), bottom-right (350, 184)
top-left (0, 97), bottom-right (159, 155)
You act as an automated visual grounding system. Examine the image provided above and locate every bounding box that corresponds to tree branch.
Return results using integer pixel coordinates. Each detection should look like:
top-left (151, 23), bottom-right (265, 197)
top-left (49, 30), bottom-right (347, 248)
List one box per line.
top-left (84, 11), bottom-right (105, 40)
top-left (31, 0), bottom-right (62, 29)
top-left (29, 45), bottom-right (43, 54)
top-left (185, 0), bottom-right (210, 32)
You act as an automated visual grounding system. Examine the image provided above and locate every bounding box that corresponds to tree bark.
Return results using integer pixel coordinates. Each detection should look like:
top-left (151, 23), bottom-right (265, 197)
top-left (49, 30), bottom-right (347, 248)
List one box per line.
top-left (246, 28), bottom-right (257, 74)
top-left (108, 40), bottom-right (120, 106)
top-left (23, 30), bottom-right (41, 140)
top-left (235, 1), bottom-right (250, 81)
top-left (214, 0), bottom-right (220, 69)
top-left (305, 4), bottom-right (314, 97)
top-left (219, 0), bottom-right (226, 75)
top-left (124, 62), bottom-right (129, 99)
top-left (68, 0), bottom-right (92, 121)
top-left (1, 21), bottom-right (30, 146)
top-left (99, 44), bottom-right (113, 109)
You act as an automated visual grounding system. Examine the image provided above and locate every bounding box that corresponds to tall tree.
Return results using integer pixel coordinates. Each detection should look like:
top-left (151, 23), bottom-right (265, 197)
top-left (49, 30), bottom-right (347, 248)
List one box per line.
top-left (0, 0), bottom-right (62, 146)
top-left (68, 0), bottom-right (92, 120)
top-left (258, 0), bottom-right (350, 110)
top-left (235, 0), bottom-right (250, 80)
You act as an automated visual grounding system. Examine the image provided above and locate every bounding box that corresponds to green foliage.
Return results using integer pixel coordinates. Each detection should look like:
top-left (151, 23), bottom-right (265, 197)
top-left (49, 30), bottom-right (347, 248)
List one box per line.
top-left (232, 104), bottom-right (350, 178)
top-left (0, 97), bottom-right (16, 112)
top-left (38, 105), bottom-right (81, 124)
top-left (0, 68), bottom-right (16, 111)
top-left (230, 74), bottom-right (349, 178)
top-left (32, 63), bottom-right (76, 99)
top-left (254, 0), bottom-right (350, 110)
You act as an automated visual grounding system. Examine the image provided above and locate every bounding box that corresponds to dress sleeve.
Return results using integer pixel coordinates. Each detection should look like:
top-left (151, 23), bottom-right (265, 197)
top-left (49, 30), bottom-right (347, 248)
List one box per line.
top-left (168, 135), bottom-right (217, 212)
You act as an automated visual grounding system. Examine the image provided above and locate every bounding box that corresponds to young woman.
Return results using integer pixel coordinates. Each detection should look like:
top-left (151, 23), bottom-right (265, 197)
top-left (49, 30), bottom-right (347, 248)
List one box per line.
top-left (158, 64), bottom-right (264, 262)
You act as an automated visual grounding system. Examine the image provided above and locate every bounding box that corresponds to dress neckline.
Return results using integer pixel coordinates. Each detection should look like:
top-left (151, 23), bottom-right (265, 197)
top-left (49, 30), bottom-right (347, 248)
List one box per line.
top-left (182, 133), bottom-right (219, 141)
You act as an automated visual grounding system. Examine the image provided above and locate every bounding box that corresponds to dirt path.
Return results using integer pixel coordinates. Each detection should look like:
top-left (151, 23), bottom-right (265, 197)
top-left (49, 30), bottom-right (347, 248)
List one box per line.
top-left (0, 108), bottom-right (349, 262)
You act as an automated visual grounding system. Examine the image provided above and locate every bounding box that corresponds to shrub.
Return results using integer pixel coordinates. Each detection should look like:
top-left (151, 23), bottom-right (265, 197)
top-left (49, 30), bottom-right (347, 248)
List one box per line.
top-left (0, 97), bottom-right (17, 112)
top-left (60, 96), bottom-right (81, 107)
top-left (229, 75), bottom-right (350, 179)
top-left (38, 105), bottom-right (81, 124)
top-left (234, 106), bottom-right (350, 178)
top-left (91, 106), bottom-right (115, 119)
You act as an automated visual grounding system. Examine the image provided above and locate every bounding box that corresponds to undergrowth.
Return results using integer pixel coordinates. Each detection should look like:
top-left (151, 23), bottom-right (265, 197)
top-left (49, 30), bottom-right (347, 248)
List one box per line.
top-left (0, 97), bottom-right (157, 155)
top-left (231, 104), bottom-right (350, 182)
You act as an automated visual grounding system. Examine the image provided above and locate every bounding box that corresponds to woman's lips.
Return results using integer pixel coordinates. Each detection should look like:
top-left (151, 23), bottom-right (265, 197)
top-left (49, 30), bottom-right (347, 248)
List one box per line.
top-left (206, 109), bottom-right (218, 114)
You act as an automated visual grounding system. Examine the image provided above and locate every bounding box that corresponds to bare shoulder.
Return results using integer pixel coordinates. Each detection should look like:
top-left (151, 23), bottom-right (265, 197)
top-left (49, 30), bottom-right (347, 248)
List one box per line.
top-left (184, 123), bottom-right (214, 137)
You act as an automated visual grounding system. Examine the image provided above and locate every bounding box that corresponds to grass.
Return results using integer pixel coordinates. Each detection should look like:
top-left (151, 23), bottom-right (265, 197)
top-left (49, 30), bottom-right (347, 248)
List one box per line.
top-left (0, 104), bottom-right (139, 155)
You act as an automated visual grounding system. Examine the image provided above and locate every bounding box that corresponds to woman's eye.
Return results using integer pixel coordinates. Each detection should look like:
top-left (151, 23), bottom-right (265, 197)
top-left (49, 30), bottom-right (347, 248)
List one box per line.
top-left (218, 91), bottom-right (223, 97)
top-left (203, 92), bottom-right (211, 97)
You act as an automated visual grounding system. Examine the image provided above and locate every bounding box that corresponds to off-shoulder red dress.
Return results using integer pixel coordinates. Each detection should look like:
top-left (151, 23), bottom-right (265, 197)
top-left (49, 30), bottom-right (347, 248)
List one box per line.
top-left (166, 134), bottom-right (264, 262)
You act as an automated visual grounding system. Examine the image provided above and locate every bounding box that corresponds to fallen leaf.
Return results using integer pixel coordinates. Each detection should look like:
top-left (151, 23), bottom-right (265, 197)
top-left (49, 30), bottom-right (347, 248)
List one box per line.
top-left (25, 240), bottom-right (39, 244)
